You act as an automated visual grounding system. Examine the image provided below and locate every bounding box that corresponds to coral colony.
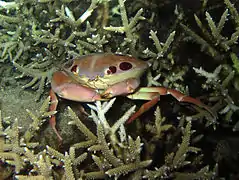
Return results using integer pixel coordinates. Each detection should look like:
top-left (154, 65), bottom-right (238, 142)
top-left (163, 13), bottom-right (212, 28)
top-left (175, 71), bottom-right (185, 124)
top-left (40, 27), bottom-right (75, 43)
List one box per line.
top-left (0, 0), bottom-right (239, 179)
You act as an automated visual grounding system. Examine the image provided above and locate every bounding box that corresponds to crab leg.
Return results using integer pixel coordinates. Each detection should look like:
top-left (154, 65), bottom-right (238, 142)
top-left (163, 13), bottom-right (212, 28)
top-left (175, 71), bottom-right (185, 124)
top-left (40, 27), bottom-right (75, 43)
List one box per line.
top-left (49, 71), bottom-right (103, 142)
top-left (126, 87), bottom-right (213, 123)
top-left (49, 89), bottom-right (63, 142)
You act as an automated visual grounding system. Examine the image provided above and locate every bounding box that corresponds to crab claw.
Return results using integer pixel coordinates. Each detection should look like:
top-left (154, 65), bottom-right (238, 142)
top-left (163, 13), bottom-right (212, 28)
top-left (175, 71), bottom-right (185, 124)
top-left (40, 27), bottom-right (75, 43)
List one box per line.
top-left (51, 71), bottom-right (102, 102)
top-left (49, 71), bottom-right (104, 142)
top-left (101, 78), bottom-right (140, 98)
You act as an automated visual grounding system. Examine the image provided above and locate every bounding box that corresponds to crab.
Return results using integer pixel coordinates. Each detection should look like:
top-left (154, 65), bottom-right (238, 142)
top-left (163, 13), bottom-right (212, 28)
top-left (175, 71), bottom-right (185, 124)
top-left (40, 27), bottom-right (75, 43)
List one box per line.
top-left (49, 53), bottom-right (212, 141)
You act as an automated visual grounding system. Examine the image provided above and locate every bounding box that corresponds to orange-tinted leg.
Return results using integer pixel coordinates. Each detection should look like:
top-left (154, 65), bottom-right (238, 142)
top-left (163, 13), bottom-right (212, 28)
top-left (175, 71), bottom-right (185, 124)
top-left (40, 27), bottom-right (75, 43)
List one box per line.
top-left (127, 87), bottom-right (214, 123)
top-left (127, 96), bottom-right (159, 124)
top-left (49, 89), bottom-right (62, 142)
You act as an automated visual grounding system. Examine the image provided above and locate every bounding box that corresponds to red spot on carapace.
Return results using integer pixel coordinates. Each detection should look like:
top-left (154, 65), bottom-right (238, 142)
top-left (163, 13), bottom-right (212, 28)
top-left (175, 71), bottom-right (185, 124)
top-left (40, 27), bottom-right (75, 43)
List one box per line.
top-left (109, 66), bottom-right (117, 73)
top-left (71, 65), bottom-right (78, 73)
top-left (119, 62), bottom-right (132, 71)
top-left (106, 66), bottom-right (117, 74)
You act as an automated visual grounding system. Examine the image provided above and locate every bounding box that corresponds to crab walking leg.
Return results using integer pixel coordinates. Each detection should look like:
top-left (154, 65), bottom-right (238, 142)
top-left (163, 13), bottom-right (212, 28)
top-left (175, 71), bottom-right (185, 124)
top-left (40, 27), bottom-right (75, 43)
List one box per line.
top-left (126, 87), bottom-right (212, 123)
top-left (127, 96), bottom-right (159, 124)
top-left (49, 89), bottom-right (63, 142)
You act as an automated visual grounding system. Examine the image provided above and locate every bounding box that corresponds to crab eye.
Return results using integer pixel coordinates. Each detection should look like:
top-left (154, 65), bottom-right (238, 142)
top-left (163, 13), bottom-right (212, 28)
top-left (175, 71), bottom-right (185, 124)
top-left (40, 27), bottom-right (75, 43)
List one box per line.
top-left (119, 62), bottom-right (132, 71)
top-left (64, 59), bottom-right (74, 69)
top-left (105, 66), bottom-right (117, 75)
top-left (71, 65), bottom-right (78, 73)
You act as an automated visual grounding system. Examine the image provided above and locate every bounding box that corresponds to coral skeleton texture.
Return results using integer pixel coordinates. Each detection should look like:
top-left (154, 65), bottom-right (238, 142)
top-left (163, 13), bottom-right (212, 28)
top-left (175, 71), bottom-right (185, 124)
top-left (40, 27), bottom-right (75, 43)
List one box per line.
top-left (1, 0), bottom-right (239, 179)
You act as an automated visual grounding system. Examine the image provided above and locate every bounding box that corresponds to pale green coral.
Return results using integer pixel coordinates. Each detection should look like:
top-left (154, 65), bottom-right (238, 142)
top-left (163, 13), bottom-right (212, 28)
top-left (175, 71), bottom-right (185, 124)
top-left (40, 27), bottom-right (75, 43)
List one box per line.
top-left (181, 0), bottom-right (239, 60)
top-left (145, 106), bottom-right (173, 140)
top-left (0, 0), bottom-right (237, 179)
top-left (65, 100), bottom-right (151, 179)
top-left (193, 65), bottom-right (239, 124)
top-left (104, 0), bottom-right (145, 55)
top-left (144, 120), bottom-right (216, 179)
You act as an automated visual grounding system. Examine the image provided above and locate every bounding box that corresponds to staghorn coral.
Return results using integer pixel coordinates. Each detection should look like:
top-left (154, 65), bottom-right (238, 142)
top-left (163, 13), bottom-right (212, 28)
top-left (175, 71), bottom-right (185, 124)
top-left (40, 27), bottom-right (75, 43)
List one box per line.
top-left (0, 96), bottom-right (220, 179)
top-left (0, 102), bottom-right (53, 179)
top-left (177, 0), bottom-right (239, 133)
top-left (193, 65), bottom-right (239, 126)
top-left (1, 0), bottom-right (239, 179)
top-left (0, 99), bottom-right (150, 179)
top-left (144, 118), bottom-right (217, 179)
top-left (180, 0), bottom-right (239, 61)
top-left (65, 99), bottom-right (152, 179)
top-left (104, 0), bottom-right (145, 55)
top-left (145, 106), bottom-right (173, 141)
